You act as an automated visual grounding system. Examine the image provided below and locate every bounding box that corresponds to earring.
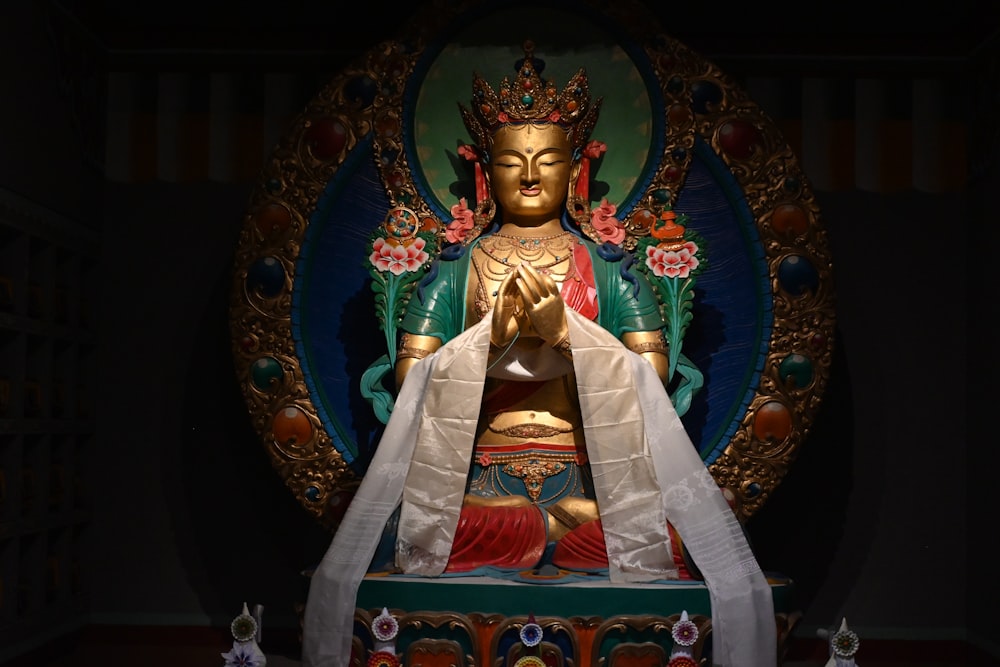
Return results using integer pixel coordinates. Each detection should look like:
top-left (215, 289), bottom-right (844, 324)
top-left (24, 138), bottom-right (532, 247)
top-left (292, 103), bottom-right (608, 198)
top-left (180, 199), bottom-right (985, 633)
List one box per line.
top-left (471, 197), bottom-right (496, 238)
top-left (567, 188), bottom-right (598, 242)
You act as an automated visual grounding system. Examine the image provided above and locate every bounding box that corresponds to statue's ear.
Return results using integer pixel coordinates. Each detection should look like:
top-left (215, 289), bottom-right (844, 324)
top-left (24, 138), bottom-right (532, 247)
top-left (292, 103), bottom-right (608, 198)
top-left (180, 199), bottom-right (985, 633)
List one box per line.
top-left (473, 155), bottom-right (491, 209)
top-left (569, 160), bottom-right (583, 197)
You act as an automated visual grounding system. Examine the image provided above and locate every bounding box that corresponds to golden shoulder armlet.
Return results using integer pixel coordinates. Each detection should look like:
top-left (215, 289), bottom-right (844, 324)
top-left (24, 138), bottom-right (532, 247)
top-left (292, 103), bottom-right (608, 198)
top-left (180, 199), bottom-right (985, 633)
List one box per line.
top-left (397, 333), bottom-right (435, 361)
top-left (626, 333), bottom-right (668, 355)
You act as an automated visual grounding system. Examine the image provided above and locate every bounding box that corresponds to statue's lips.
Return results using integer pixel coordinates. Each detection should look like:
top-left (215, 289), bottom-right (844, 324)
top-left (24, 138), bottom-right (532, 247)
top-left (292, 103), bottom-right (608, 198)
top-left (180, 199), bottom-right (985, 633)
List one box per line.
top-left (519, 187), bottom-right (541, 196)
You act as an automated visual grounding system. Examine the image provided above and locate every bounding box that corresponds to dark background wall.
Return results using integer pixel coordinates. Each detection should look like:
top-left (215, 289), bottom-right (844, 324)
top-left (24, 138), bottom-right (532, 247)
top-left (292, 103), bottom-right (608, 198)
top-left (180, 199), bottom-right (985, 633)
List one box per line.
top-left (2, 0), bottom-right (997, 659)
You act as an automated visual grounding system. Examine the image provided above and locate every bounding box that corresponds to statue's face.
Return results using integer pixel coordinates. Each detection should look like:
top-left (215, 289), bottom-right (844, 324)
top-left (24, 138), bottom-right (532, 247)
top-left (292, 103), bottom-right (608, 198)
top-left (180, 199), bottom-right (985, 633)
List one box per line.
top-left (489, 122), bottom-right (573, 224)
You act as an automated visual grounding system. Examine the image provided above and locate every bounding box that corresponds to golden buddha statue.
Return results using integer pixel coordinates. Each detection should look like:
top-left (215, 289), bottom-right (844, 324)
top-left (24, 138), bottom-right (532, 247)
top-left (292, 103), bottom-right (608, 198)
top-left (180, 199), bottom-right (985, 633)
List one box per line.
top-left (302, 45), bottom-right (776, 667)
top-left (391, 47), bottom-right (679, 572)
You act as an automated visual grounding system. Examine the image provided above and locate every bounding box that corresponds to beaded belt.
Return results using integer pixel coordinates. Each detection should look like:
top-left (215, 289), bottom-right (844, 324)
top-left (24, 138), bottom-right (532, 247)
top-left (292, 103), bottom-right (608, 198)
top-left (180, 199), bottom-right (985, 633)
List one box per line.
top-left (469, 444), bottom-right (589, 506)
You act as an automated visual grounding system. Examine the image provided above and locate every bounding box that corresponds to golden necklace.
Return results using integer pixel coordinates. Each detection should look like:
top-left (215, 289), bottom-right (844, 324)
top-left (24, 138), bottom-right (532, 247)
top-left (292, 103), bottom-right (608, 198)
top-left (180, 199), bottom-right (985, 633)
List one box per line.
top-left (476, 232), bottom-right (577, 269)
top-left (471, 232), bottom-right (578, 319)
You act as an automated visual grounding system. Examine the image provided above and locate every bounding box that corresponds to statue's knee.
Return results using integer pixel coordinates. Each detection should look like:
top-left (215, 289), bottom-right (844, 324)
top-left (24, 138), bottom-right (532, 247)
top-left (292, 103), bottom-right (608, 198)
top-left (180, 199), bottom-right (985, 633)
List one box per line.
top-left (545, 496), bottom-right (601, 541)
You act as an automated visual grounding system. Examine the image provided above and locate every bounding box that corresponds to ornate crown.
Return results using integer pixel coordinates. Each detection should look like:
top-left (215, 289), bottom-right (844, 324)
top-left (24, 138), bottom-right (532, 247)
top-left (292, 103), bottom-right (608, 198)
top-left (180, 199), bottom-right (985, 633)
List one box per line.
top-left (459, 42), bottom-right (603, 155)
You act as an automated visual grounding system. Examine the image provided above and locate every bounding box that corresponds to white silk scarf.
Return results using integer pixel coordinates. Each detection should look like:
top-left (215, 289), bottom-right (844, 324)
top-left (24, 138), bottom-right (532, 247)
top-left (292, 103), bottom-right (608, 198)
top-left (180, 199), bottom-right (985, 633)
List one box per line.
top-left (302, 309), bottom-right (776, 667)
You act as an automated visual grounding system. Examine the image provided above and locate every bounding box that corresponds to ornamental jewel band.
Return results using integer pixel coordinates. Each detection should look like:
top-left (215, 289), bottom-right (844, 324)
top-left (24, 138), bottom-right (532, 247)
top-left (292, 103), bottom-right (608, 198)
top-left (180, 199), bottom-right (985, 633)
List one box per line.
top-left (353, 607), bottom-right (709, 666)
top-left (459, 40), bottom-right (603, 154)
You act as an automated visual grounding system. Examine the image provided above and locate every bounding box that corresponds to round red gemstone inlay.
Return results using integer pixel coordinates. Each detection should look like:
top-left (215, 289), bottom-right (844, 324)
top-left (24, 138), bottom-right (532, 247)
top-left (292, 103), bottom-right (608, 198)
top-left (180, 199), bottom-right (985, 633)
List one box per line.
top-left (254, 203), bottom-right (292, 236)
top-left (305, 117), bottom-right (347, 159)
top-left (375, 114), bottom-right (399, 139)
top-left (631, 208), bottom-right (657, 232)
top-left (272, 406), bottom-right (313, 447)
top-left (772, 203), bottom-right (810, 235)
top-left (753, 401), bottom-right (792, 442)
top-left (718, 119), bottom-right (760, 160)
top-left (668, 104), bottom-right (692, 127)
top-left (388, 170), bottom-right (406, 188)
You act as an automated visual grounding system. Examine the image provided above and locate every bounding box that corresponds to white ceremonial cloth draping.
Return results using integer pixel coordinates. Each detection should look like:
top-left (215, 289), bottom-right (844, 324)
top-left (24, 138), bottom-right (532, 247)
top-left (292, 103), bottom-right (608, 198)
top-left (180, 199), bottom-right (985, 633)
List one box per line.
top-left (302, 309), bottom-right (776, 667)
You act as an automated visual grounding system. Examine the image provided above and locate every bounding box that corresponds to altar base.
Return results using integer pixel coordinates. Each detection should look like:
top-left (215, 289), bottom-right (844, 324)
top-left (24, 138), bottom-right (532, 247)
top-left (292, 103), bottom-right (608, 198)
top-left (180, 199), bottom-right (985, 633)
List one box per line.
top-left (343, 573), bottom-right (801, 666)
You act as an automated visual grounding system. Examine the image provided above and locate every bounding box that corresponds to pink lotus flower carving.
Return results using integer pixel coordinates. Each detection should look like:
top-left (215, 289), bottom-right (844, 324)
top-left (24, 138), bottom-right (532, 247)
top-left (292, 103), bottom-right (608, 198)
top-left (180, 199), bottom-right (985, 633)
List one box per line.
top-left (370, 236), bottom-right (429, 275)
top-left (645, 241), bottom-right (701, 279)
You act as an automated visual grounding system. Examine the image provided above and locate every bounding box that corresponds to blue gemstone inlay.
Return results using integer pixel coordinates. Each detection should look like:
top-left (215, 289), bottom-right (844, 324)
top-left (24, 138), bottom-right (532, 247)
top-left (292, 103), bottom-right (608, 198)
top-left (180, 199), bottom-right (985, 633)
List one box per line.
top-left (247, 256), bottom-right (285, 297)
top-left (777, 255), bottom-right (820, 296)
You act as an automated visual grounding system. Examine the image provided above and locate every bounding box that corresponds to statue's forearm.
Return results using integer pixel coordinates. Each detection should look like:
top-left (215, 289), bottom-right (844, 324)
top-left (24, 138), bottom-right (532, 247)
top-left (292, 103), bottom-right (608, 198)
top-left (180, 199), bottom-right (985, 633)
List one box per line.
top-left (621, 330), bottom-right (670, 384)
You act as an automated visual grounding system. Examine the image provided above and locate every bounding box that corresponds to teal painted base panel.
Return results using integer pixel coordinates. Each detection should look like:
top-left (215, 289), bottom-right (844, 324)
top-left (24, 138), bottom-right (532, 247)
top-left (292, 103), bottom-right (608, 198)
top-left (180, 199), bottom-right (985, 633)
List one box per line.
top-left (357, 573), bottom-right (797, 617)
